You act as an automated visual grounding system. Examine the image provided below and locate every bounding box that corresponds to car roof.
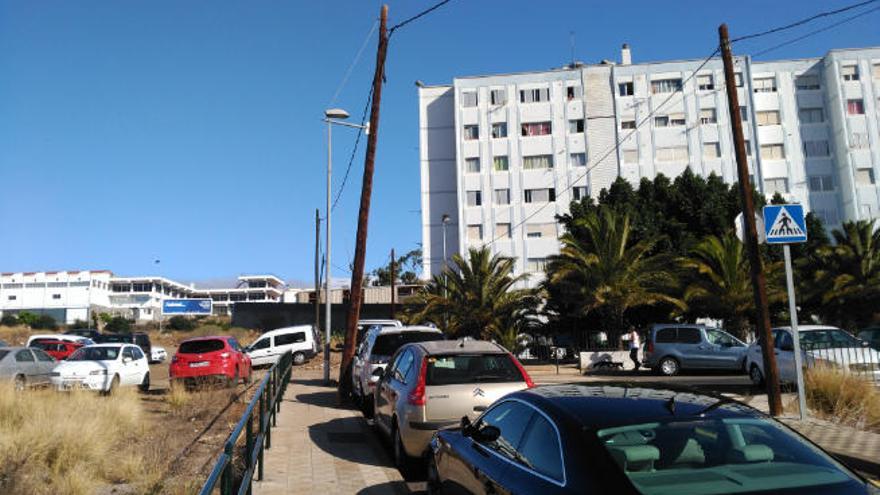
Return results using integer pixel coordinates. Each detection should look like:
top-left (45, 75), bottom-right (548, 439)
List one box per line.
top-left (359, 319), bottom-right (401, 326)
top-left (374, 325), bottom-right (442, 336)
top-left (31, 339), bottom-right (78, 344)
top-left (773, 325), bottom-right (842, 332)
top-left (86, 343), bottom-right (130, 348)
top-left (415, 339), bottom-right (503, 355)
top-left (508, 383), bottom-right (761, 430)
top-left (179, 336), bottom-right (230, 343)
top-left (263, 325), bottom-right (312, 336)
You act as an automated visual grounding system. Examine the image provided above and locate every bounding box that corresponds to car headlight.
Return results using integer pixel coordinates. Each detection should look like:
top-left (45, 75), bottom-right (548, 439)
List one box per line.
top-left (90, 369), bottom-right (107, 375)
top-left (850, 363), bottom-right (880, 373)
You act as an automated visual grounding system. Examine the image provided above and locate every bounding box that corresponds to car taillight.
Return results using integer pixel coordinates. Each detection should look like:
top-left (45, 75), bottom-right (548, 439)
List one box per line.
top-left (647, 339), bottom-right (654, 354)
top-left (509, 353), bottom-right (535, 388)
top-left (407, 358), bottom-right (428, 406)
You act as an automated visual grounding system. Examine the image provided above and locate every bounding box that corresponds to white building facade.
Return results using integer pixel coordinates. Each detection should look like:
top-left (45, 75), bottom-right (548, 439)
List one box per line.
top-left (420, 46), bottom-right (880, 286)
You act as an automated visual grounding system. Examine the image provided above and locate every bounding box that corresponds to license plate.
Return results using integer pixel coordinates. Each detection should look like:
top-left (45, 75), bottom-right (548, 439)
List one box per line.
top-left (190, 361), bottom-right (209, 368)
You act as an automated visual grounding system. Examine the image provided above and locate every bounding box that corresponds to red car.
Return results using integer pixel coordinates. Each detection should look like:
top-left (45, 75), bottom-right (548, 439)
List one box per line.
top-left (29, 339), bottom-right (82, 361)
top-left (169, 336), bottom-right (252, 388)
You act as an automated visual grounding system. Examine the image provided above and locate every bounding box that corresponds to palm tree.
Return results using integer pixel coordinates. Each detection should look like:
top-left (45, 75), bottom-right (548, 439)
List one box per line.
top-left (545, 207), bottom-right (682, 342)
top-left (681, 232), bottom-right (782, 340)
top-left (408, 247), bottom-right (540, 342)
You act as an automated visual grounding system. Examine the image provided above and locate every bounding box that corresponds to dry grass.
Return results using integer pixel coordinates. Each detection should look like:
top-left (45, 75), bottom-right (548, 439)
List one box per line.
top-left (0, 385), bottom-right (163, 494)
top-left (0, 325), bottom-right (33, 347)
top-left (804, 365), bottom-right (880, 431)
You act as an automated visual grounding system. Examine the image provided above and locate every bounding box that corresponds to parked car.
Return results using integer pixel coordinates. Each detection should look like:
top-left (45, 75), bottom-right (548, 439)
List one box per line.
top-left (96, 332), bottom-right (152, 359)
top-left (427, 383), bottom-right (877, 495)
top-left (642, 324), bottom-right (748, 376)
top-left (857, 327), bottom-right (880, 351)
top-left (170, 336), bottom-right (252, 388)
top-left (150, 346), bottom-right (168, 364)
top-left (29, 339), bottom-right (83, 361)
top-left (356, 319), bottom-right (403, 346)
top-left (372, 339), bottom-right (534, 472)
top-left (26, 334), bottom-right (93, 347)
top-left (352, 325), bottom-right (445, 413)
top-left (65, 328), bottom-right (102, 341)
top-left (746, 325), bottom-right (880, 386)
top-left (0, 347), bottom-right (57, 390)
top-left (0, 339), bottom-right (8, 347)
top-left (246, 325), bottom-right (318, 367)
top-left (50, 344), bottom-right (150, 393)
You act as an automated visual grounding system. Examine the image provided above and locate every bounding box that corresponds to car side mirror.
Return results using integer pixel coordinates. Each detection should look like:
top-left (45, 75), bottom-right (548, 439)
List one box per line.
top-left (460, 416), bottom-right (473, 436)
top-left (371, 367), bottom-right (385, 378)
top-left (123, 357), bottom-right (132, 364)
top-left (473, 425), bottom-right (501, 443)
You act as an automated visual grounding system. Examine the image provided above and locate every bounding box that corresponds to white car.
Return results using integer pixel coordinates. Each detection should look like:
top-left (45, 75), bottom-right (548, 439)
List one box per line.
top-left (51, 344), bottom-right (150, 393)
top-left (246, 325), bottom-right (319, 367)
top-left (746, 325), bottom-right (880, 385)
top-left (150, 346), bottom-right (167, 363)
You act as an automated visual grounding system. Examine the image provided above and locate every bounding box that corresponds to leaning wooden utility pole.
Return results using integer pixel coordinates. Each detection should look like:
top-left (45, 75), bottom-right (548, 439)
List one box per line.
top-left (314, 209), bottom-right (321, 345)
top-left (338, 4), bottom-right (389, 397)
top-left (390, 248), bottom-right (396, 319)
top-left (719, 23), bottom-right (783, 416)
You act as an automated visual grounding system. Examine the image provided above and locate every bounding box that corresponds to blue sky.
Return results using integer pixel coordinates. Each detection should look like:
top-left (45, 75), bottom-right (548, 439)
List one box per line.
top-left (1, 1), bottom-right (877, 285)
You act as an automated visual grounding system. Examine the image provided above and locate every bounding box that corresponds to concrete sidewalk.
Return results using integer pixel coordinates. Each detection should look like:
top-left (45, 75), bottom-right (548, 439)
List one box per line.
top-left (252, 371), bottom-right (409, 495)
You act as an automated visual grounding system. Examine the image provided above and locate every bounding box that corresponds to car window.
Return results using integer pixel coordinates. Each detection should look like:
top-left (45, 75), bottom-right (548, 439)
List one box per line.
top-left (393, 350), bottom-right (415, 383)
top-left (228, 338), bottom-right (242, 351)
top-left (707, 329), bottom-right (741, 347)
top-left (655, 328), bottom-right (676, 343)
top-left (800, 329), bottom-right (861, 349)
top-left (250, 337), bottom-right (270, 350)
top-left (123, 347), bottom-right (135, 359)
top-left (15, 350), bottom-right (35, 362)
top-left (775, 331), bottom-right (792, 350)
top-left (677, 328), bottom-right (702, 344)
top-left (0, 350), bottom-right (9, 361)
top-left (131, 347), bottom-right (145, 360)
top-left (372, 331), bottom-right (443, 357)
top-left (517, 414), bottom-right (564, 482)
top-left (478, 401), bottom-right (534, 459)
top-left (69, 346), bottom-right (120, 361)
top-left (426, 353), bottom-right (523, 386)
top-left (179, 339), bottom-right (225, 354)
top-left (135, 335), bottom-right (149, 347)
top-left (275, 332), bottom-right (306, 346)
top-left (33, 349), bottom-right (55, 362)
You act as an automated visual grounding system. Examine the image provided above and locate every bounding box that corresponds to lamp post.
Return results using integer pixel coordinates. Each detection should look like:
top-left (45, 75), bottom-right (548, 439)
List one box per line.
top-left (323, 108), bottom-right (368, 384)
top-left (440, 214), bottom-right (451, 330)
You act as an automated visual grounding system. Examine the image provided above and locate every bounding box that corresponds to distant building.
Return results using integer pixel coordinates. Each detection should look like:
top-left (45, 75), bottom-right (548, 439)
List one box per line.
top-left (420, 44), bottom-right (880, 286)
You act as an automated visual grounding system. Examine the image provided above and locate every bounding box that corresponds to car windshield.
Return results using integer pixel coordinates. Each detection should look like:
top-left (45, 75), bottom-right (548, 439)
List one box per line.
top-left (179, 339), bottom-right (225, 354)
top-left (800, 329), bottom-right (861, 349)
top-left (0, 350), bottom-right (9, 361)
top-left (598, 417), bottom-right (861, 495)
top-left (426, 353), bottom-right (522, 386)
top-left (68, 347), bottom-right (120, 361)
top-left (101, 335), bottom-right (127, 343)
top-left (371, 332), bottom-right (442, 356)
top-left (706, 329), bottom-right (742, 346)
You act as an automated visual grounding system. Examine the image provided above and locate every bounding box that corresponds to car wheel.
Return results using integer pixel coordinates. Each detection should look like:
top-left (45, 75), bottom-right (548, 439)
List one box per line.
top-left (139, 372), bottom-right (151, 393)
top-left (106, 374), bottom-right (120, 395)
top-left (750, 364), bottom-right (765, 387)
top-left (426, 455), bottom-right (443, 494)
top-left (14, 374), bottom-right (26, 392)
top-left (361, 393), bottom-right (374, 419)
top-left (393, 421), bottom-right (415, 476)
top-left (659, 357), bottom-right (680, 376)
top-left (292, 352), bottom-right (306, 366)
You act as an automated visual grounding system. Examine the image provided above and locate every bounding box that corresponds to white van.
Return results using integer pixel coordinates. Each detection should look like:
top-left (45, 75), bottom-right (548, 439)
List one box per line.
top-left (246, 325), bottom-right (318, 367)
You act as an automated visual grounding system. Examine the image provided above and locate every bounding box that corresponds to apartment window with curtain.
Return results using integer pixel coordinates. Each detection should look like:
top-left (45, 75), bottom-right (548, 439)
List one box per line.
top-left (796, 74), bottom-right (820, 90)
top-left (524, 188), bottom-right (556, 203)
top-left (847, 99), bottom-right (865, 115)
top-left (700, 108), bottom-right (717, 124)
top-left (493, 155), bottom-right (509, 171)
top-left (570, 152), bottom-right (587, 167)
top-left (526, 258), bottom-right (547, 272)
top-left (703, 142), bottom-right (721, 159)
top-left (760, 143), bottom-right (786, 160)
top-left (623, 149), bottom-right (639, 163)
top-left (466, 190), bottom-right (482, 207)
top-left (494, 188), bottom-right (510, 205)
top-left (656, 146), bottom-right (689, 162)
top-left (526, 223), bottom-right (557, 239)
top-left (568, 119), bottom-right (585, 133)
top-left (841, 65), bottom-right (859, 81)
top-left (764, 178), bottom-right (789, 195)
top-left (572, 186), bottom-right (588, 200)
top-left (756, 110), bottom-right (780, 126)
top-left (522, 155), bottom-right (553, 170)
top-left (495, 223), bottom-right (511, 239)
top-left (465, 157), bottom-right (480, 173)
top-left (851, 132), bottom-right (870, 149)
top-left (808, 175), bottom-right (834, 192)
top-left (621, 120), bottom-right (636, 130)
top-left (618, 82), bottom-right (634, 96)
top-left (463, 125), bottom-right (479, 140)
top-left (467, 225), bottom-right (483, 241)
top-left (461, 91), bottom-right (478, 108)
top-left (697, 74), bottom-right (714, 90)
top-left (490, 89), bottom-right (507, 106)
top-left (521, 121), bottom-right (552, 136)
top-left (491, 122), bottom-right (508, 139)
top-left (519, 88), bottom-right (550, 103)
top-left (802, 140), bottom-right (830, 157)
top-left (651, 78), bottom-right (682, 94)
top-left (566, 85), bottom-right (583, 100)
top-left (654, 116), bottom-right (669, 127)
top-left (856, 168), bottom-right (876, 185)
top-left (798, 107), bottom-right (824, 123)
top-left (753, 77), bottom-right (777, 93)
top-left (670, 113), bottom-right (686, 126)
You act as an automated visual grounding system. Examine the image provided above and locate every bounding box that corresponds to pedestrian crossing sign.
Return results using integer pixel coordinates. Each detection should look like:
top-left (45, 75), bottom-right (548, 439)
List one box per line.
top-left (763, 204), bottom-right (807, 244)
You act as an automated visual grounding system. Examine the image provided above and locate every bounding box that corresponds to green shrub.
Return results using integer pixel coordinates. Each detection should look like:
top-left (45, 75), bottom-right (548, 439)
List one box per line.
top-left (168, 316), bottom-right (196, 331)
top-left (105, 316), bottom-right (132, 333)
top-left (0, 314), bottom-right (18, 326)
top-left (31, 315), bottom-right (58, 330)
top-left (70, 319), bottom-right (90, 329)
top-left (16, 311), bottom-right (38, 327)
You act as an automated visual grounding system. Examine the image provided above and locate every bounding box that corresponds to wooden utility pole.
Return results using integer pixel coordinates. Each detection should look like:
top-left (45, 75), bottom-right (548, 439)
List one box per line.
top-left (339, 4), bottom-right (389, 396)
top-left (390, 248), bottom-right (396, 319)
top-left (719, 24), bottom-right (783, 416)
top-left (314, 209), bottom-right (321, 342)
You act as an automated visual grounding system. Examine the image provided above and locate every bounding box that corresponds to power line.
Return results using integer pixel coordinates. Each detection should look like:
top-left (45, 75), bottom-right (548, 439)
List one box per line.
top-left (328, 19), bottom-right (379, 107)
top-left (388, 0), bottom-right (456, 34)
top-left (731, 0), bottom-right (880, 43)
top-left (753, 4), bottom-right (880, 57)
top-left (332, 85), bottom-right (373, 210)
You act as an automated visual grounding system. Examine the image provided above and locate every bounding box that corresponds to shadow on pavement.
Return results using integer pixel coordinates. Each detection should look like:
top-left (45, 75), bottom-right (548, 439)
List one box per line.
top-left (356, 481), bottom-right (417, 495)
top-left (307, 416), bottom-right (393, 468)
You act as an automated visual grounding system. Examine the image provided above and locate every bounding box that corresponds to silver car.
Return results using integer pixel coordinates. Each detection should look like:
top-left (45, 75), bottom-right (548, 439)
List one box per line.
top-left (0, 347), bottom-right (57, 390)
top-left (372, 339), bottom-right (533, 471)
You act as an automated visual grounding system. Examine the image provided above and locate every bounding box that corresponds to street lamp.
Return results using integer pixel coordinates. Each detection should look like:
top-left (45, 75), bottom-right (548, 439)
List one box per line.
top-left (441, 214), bottom-right (451, 272)
top-left (323, 108), bottom-right (368, 384)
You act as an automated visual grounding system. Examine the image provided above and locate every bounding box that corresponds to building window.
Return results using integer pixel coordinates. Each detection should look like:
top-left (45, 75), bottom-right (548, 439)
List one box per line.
top-left (467, 225), bottom-right (483, 241)
top-left (463, 125), bottom-right (479, 140)
top-left (52, 294), bottom-right (61, 299)
top-left (841, 65), bottom-right (859, 81)
top-left (656, 146), bottom-right (689, 162)
top-left (522, 155), bottom-right (554, 170)
top-left (618, 81), bottom-right (634, 96)
top-left (495, 223), bottom-right (511, 239)
top-left (697, 74), bottom-right (714, 91)
top-left (764, 178), bottom-right (789, 195)
top-left (802, 140), bottom-right (830, 157)
top-left (524, 188), bottom-right (556, 203)
top-left (700, 108), bottom-right (717, 124)
top-left (493, 156), bottom-right (509, 171)
top-left (808, 175), bottom-right (834, 192)
top-left (654, 116), bottom-right (669, 128)
top-left (651, 78), bottom-right (682, 94)
top-left (734, 73), bottom-right (744, 87)
top-left (796, 74), bottom-right (821, 90)
top-left (847, 99), bottom-right (865, 115)
top-left (703, 142), bottom-right (721, 159)
top-left (521, 121), bottom-right (552, 136)
top-left (570, 152), bottom-right (587, 167)
top-left (623, 149), bottom-right (639, 164)
top-left (494, 188), bottom-right (510, 205)
top-left (851, 132), bottom-right (870, 149)
top-left (466, 190), bottom-right (482, 207)
top-left (491, 122), bottom-right (508, 138)
top-left (8, 295), bottom-right (16, 301)
top-left (566, 85), bottom-right (583, 100)
top-left (670, 113), bottom-right (686, 126)
top-left (740, 106), bottom-right (749, 122)
top-left (461, 91), bottom-right (478, 107)
top-left (621, 120), bottom-right (636, 130)
top-left (874, 64), bottom-right (880, 79)
top-left (465, 157), bottom-right (480, 173)
top-left (520, 88), bottom-right (550, 103)
top-left (490, 89), bottom-right (506, 105)
top-left (856, 168), bottom-right (876, 185)
top-left (760, 143), bottom-right (786, 160)
top-left (798, 107), bottom-right (824, 123)
top-left (568, 119), bottom-right (584, 133)
top-left (753, 77), bottom-right (777, 93)
top-left (572, 186), bottom-right (588, 200)
top-left (756, 110), bottom-right (780, 126)
top-left (526, 223), bottom-right (557, 239)
top-left (526, 258), bottom-right (547, 272)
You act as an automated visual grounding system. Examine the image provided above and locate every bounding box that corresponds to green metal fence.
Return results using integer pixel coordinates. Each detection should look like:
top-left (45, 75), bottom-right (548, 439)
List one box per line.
top-left (199, 351), bottom-right (293, 495)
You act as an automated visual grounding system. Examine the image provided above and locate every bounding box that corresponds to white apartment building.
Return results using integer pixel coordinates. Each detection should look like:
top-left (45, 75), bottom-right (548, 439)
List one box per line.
top-left (419, 45), bottom-right (880, 286)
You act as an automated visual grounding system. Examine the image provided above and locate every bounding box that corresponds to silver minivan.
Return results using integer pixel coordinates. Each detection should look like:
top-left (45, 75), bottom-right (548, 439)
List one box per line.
top-left (642, 324), bottom-right (748, 376)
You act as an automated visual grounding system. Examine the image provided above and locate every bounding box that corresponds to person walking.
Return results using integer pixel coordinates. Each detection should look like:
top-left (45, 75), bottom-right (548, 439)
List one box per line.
top-left (628, 326), bottom-right (641, 371)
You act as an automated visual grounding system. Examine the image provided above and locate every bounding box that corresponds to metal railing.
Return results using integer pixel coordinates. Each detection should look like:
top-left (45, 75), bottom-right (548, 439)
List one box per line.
top-left (199, 351), bottom-right (293, 495)
top-left (802, 343), bottom-right (880, 386)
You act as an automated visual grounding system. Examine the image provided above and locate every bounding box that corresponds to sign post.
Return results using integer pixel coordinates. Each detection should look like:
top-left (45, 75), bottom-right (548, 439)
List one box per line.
top-left (763, 204), bottom-right (808, 420)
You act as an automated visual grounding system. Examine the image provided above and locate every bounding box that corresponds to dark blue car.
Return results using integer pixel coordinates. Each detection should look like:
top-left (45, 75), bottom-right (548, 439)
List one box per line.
top-left (427, 383), bottom-right (876, 494)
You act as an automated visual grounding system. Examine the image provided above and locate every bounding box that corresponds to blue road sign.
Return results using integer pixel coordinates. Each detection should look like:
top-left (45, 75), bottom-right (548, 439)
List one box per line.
top-left (763, 204), bottom-right (808, 244)
top-left (162, 298), bottom-right (213, 315)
